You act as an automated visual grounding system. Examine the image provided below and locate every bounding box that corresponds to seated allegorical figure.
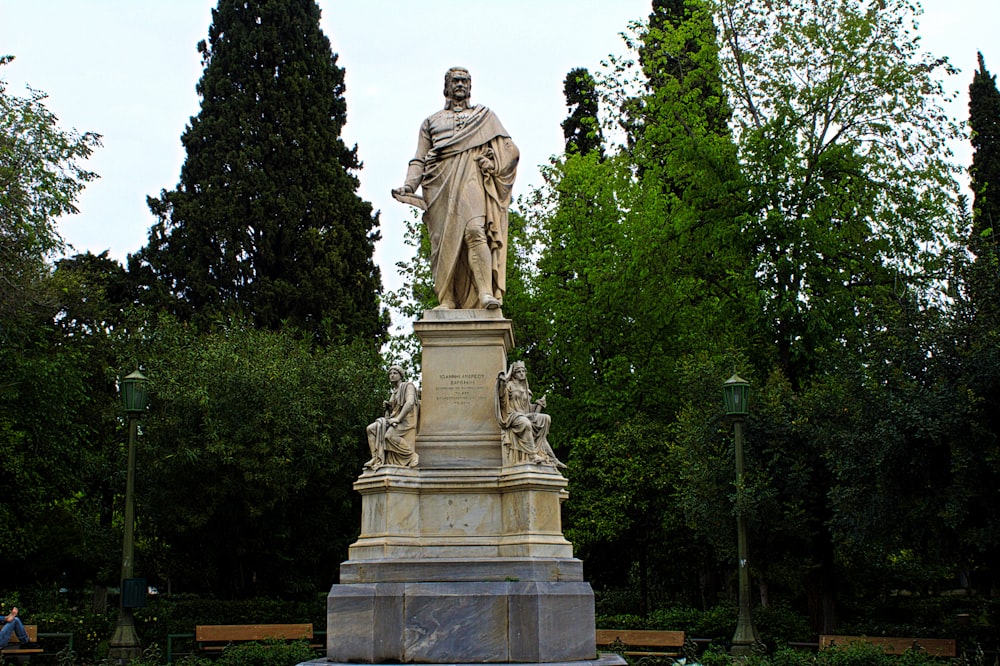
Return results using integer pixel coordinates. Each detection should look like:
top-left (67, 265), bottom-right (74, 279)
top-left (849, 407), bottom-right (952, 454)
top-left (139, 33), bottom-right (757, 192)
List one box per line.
top-left (494, 361), bottom-right (565, 469)
top-left (364, 365), bottom-right (419, 471)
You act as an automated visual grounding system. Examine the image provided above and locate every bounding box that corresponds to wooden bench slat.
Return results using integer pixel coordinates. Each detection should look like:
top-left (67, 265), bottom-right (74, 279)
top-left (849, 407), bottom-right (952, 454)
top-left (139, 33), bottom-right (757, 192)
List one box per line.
top-left (596, 629), bottom-right (686, 648)
top-left (2, 625), bottom-right (43, 654)
top-left (820, 635), bottom-right (956, 657)
top-left (196, 623), bottom-right (313, 643)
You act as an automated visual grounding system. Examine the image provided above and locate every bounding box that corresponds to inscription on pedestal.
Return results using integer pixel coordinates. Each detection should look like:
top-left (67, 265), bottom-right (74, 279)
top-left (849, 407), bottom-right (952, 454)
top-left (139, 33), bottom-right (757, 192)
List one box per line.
top-left (436, 372), bottom-right (489, 409)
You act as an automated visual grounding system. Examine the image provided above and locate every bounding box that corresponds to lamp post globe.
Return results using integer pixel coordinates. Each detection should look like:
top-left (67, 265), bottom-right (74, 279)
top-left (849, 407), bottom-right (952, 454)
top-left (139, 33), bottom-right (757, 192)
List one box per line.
top-left (121, 370), bottom-right (150, 414)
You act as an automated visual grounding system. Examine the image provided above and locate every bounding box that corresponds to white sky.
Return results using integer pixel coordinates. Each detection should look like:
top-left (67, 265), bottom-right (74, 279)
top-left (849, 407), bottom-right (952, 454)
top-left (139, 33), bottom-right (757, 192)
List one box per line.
top-left (2, 0), bottom-right (997, 325)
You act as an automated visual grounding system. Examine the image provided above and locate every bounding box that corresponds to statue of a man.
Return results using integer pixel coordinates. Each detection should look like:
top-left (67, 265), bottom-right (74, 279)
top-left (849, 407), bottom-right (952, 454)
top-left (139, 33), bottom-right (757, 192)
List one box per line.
top-left (365, 365), bottom-right (419, 471)
top-left (392, 67), bottom-right (519, 310)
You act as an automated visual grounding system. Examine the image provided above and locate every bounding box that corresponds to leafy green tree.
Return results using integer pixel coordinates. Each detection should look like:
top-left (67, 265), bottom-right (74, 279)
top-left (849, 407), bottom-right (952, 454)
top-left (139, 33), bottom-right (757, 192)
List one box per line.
top-left (0, 55), bottom-right (101, 325)
top-left (134, 0), bottom-right (386, 341)
top-left (715, 0), bottom-right (961, 388)
top-left (512, 0), bottom-right (749, 608)
top-left (0, 58), bottom-right (110, 589)
top-left (671, 0), bottom-right (965, 631)
top-left (114, 317), bottom-right (384, 597)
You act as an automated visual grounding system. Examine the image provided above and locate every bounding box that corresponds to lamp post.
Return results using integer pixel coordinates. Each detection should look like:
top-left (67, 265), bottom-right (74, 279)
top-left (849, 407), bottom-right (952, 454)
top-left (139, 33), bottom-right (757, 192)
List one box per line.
top-left (723, 374), bottom-right (758, 657)
top-left (109, 370), bottom-right (149, 664)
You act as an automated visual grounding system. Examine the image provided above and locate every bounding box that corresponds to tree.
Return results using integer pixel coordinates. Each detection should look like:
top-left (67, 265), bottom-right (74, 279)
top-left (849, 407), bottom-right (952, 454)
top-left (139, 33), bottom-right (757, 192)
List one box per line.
top-left (134, 0), bottom-right (385, 341)
top-left (0, 55), bottom-right (101, 325)
top-left (946, 52), bottom-right (1000, 594)
top-left (968, 52), bottom-right (1000, 328)
top-left (0, 58), bottom-right (110, 589)
top-left (561, 68), bottom-right (604, 157)
top-left (113, 317), bottom-right (384, 597)
top-left (680, 0), bottom-right (964, 630)
top-left (715, 0), bottom-right (962, 388)
top-left (511, 0), bottom-right (750, 606)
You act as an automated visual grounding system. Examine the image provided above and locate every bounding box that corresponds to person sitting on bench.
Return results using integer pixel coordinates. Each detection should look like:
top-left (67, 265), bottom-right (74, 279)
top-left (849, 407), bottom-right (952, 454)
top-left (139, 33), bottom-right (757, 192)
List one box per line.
top-left (1, 607), bottom-right (37, 649)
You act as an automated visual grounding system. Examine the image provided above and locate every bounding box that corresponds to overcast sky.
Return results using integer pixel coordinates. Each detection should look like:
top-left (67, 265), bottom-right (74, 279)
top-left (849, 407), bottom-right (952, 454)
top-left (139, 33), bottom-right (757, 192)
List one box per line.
top-left (2, 0), bottom-right (997, 324)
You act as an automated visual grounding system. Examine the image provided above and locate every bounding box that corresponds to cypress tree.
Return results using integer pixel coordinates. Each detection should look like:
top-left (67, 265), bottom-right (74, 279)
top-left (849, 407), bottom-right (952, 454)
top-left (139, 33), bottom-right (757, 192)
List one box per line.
top-left (560, 67), bottom-right (604, 157)
top-left (134, 0), bottom-right (386, 341)
top-left (968, 51), bottom-right (1000, 326)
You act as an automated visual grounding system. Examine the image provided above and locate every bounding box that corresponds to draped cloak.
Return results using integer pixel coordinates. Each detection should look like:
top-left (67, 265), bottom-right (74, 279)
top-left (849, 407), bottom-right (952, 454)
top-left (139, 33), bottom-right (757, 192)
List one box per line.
top-left (406, 105), bottom-right (519, 308)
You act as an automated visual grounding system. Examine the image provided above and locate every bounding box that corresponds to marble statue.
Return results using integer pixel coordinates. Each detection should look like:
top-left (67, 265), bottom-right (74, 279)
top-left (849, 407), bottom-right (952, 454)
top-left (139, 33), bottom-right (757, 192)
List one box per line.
top-left (365, 365), bottom-right (419, 471)
top-left (392, 67), bottom-right (519, 310)
top-left (495, 361), bottom-right (565, 469)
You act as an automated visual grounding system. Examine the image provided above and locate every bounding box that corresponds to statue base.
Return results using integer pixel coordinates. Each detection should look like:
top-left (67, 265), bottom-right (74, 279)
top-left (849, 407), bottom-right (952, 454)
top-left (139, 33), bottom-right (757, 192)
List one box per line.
top-left (325, 579), bottom-right (597, 663)
top-left (320, 310), bottom-right (604, 664)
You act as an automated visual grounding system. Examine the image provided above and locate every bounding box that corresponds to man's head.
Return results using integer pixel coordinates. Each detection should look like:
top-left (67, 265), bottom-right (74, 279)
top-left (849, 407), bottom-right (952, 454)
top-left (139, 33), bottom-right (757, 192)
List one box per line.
top-left (443, 67), bottom-right (471, 104)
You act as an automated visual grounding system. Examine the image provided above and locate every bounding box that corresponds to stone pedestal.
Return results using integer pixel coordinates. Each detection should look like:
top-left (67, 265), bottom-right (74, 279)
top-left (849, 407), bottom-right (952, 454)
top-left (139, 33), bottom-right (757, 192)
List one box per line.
top-left (321, 310), bottom-right (619, 666)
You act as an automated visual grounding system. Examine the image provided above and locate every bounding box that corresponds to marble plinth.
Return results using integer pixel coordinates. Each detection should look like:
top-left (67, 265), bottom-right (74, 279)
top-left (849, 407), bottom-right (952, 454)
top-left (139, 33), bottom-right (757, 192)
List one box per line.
top-left (348, 466), bottom-right (572, 561)
top-left (326, 581), bottom-right (596, 663)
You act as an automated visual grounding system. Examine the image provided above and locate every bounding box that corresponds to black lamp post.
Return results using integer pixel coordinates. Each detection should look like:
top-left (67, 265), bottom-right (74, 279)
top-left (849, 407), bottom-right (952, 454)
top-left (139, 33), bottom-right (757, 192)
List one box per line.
top-left (723, 374), bottom-right (759, 657)
top-left (109, 370), bottom-right (149, 664)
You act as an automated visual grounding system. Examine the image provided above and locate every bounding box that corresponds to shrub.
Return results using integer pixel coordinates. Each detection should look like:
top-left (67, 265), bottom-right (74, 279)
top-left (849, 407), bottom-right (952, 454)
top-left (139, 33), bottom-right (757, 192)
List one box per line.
top-left (755, 602), bottom-right (814, 646)
top-left (647, 604), bottom-right (735, 639)
top-left (215, 640), bottom-right (317, 666)
top-left (815, 641), bottom-right (894, 666)
top-left (596, 613), bottom-right (647, 629)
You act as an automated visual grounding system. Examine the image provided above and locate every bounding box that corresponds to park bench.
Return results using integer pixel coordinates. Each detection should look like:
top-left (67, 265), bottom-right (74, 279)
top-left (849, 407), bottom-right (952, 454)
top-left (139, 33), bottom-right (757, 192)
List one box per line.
top-left (177, 623), bottom-right (320, 659)
top-left (820, 634), bottom-right (957, 657)
top-left (596, 629), bottom-right (689, 660)
top-left (1, 624), bottom-right (43, 656)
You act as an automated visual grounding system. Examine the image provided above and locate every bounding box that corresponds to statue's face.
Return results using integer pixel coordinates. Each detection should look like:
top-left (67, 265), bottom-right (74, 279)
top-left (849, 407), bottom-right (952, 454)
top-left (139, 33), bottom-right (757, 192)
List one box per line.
top-left (447, 71), bottom-right (471, 102)
top-left (514, 366), bottom-right (526, 380)
top-left (389, 368), bottom-right (402, 382)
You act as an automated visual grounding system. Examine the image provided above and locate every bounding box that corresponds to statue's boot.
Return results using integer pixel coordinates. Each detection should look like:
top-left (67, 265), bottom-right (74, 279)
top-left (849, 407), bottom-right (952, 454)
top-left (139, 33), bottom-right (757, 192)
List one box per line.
top-left (469, 239), bottom-right (501, 310)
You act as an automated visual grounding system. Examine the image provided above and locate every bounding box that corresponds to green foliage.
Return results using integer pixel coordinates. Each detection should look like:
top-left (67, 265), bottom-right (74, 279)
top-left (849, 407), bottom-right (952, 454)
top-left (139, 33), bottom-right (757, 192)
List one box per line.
top-left (648, 604), bottom-right (736, 639)
top-left (714, 0), bottom-right (962, 387)
top-left (969, 52), bottom-right (1000, 271)
top-left (215, 639), bottom-right (316, 666)
top-left (0, 55), bottom-right (101, 324)
top-left (816, 642), bottom-right (896, 666)
top-left (134, 0), bottom-right (385, 342)
top-left (112, 315), bottom-right (384, 596)
top-left (382, 209), bottom-right (435, 371)
top-left (698, 644), bottom-right (736, 665)
top-left (561, 67), bottom-right (604, 157)
top-left (0, 302), bottom-right (120, 587)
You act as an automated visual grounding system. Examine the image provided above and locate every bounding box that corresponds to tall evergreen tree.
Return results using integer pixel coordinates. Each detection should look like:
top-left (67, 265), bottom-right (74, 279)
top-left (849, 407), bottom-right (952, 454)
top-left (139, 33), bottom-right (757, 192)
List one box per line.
top-left (968, 52), bottom-right (1000, 327)
top-left (133, 0), bottom-right (385, 341)
top-left (560, 68), bottom-right (604, 157)
top-left (953, 52), bottom-right (1000, 594)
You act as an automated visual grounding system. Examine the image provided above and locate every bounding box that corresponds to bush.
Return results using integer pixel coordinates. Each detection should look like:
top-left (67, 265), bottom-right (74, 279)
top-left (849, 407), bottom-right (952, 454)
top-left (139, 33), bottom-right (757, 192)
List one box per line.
top-left (767, 647), bottom-right (818, 666)
top-left (814, 642), bottom-right (895, 666)
top-left (595, 613), bottom-right (647, 629)
top-left (647, 604), bottom-right (736, 639)
top-left (215, 640), bottom-right (317, 666)
top-left (755, 602), bottom-right (814, 646)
